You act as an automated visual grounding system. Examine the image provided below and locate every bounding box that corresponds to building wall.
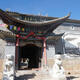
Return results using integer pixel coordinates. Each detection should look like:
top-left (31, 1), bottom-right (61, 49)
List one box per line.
top-left (46, 38), bottom-right (64, 59)
top-left (55, 38), bottom-right (64, 54)
top-left (0, 19), bottom-right (80, 57)
top-left (54, 22), bottom-right (80, 34)
top-left (5, 42), bottom-right (15, 56)
top-left (54, 22), bottom-right (80, 55)
top-left (0, 39), bottom-right (6, 59)
top-left (46, 44), bottom-right (55, 59)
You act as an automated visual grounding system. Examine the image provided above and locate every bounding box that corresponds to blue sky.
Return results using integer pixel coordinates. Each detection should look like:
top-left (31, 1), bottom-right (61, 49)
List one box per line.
top-left (0, 0), bottom-right (80, 20)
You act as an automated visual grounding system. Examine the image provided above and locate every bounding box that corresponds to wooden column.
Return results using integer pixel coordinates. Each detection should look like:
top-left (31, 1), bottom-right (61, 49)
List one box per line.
top-left (43, 39), bottom-right (47, 67)
top-left (15, 35), bottom-right (19, 70)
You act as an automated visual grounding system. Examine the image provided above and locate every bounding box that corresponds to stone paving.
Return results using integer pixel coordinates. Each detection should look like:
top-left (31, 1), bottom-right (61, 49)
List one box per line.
top-left (15, 69), bottom-right (80, 80)
top-left (1, 59), bottom-right (80, 80)
top-left (15, 69), bottom-right (49, 80)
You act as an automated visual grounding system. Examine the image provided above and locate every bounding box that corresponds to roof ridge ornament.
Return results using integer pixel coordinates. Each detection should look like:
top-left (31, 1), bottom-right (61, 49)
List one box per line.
top-left (0, 9), bottom-right (70, 25)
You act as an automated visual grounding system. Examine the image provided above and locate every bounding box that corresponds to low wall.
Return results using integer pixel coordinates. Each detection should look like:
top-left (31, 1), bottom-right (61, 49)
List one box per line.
top-left (0, 59), bottom-right (4, 80)
top-left (47, 58), bottom-right (80, 75)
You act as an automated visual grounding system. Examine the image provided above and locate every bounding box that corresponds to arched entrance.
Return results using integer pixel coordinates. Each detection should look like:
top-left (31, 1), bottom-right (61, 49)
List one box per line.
top-left (18, 44), bottom-right (42, 69)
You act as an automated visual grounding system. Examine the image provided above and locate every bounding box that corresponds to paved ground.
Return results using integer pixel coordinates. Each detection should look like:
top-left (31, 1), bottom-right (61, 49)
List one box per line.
top-left (1, 59), bottom-right (80, 80)
top-left (15, 69), bottom-right (80, 80)
top-left (15, 69), bottom-right (49, 80)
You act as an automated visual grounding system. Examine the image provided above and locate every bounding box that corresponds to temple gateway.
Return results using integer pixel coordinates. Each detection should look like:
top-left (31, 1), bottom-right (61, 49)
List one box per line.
top-left (0, 9), bottom-right (72, 70)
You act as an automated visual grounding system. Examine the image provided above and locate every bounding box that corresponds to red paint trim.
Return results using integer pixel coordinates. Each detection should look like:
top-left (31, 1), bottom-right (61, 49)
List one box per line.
top-left (43, 39), bottom-right (47, 66)
top-left (16, 31), bottom-right (46, 40)
top-left (16, 32), bottom-right (34, 39)
top-left (15, 33), bottom-right (47, 69)
top-left (15, 38), bottom-right (19, 65)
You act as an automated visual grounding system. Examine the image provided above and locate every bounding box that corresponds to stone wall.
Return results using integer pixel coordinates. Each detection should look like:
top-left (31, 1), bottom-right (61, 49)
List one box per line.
top-left (0, 59), bottom-right (4, 80)
top-left (0, 39), bottom-right (6, 59)
top-left (47, 58), bottom-right (80, 75)
top-left (54, 22), bottom-right (80, 55)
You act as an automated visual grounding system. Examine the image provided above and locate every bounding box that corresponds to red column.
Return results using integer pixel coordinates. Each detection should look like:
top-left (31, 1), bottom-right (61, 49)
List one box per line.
top-left (15, 36), bottom-right (19, 70)
top-left (43, 39), bottom-right (47, 66)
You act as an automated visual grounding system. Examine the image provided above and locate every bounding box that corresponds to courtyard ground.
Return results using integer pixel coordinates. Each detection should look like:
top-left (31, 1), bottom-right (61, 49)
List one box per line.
top-left (15, 69), bottom-right (80, 80)
top-left (1, 58), bottom-right (80, 80)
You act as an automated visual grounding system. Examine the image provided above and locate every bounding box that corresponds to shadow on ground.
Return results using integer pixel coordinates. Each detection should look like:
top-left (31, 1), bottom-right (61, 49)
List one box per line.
top-left (15, 73), bottom-right (36, 80)
top-left (67, 76), bottom-right (79, 80)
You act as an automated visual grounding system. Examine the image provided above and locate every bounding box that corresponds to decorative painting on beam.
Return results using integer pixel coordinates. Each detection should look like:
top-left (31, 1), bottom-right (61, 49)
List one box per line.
top-left (5, 24), bottom-right (44, 40)
top-left (0, 9), bottom-right (70, 41)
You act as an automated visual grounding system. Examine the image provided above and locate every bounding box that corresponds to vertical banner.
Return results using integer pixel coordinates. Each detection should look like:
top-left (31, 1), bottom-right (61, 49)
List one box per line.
top-left (17, 27), bottom-right (20, 31)
top-left (14, 26), bottom-right (17, 30)
top-left (10, 25), bottom-right (13, 30)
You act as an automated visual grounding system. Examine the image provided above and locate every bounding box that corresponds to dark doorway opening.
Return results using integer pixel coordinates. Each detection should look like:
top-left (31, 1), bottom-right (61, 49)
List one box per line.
top-left (18, 44), bottom-right (42, 69)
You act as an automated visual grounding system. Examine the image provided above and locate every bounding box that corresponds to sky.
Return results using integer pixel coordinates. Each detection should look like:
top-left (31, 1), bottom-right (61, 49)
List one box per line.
top-left (0, 0), bottom-right (80, 20)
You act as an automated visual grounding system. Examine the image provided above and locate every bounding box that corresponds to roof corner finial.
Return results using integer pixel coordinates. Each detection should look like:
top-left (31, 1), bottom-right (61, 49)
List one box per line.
top-left (68, 12), bottom-right (71, 17)
top-left (64, 12), bottom-right (71, 19)
top-left (66, 12), bottom-right (71, 18)
top-left (46, 13), bottom-right (48, 17)
top-left (38, 12), bottom-right (42, 16)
